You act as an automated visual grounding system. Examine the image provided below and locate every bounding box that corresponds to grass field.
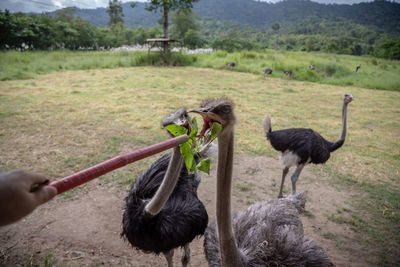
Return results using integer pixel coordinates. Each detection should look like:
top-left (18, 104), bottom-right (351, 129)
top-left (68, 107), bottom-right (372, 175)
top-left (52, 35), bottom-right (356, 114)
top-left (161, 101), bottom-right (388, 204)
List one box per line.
top-left (0, 50), bottom-right (399, 91)
top-left (0, 63), bottom-right (399, 265)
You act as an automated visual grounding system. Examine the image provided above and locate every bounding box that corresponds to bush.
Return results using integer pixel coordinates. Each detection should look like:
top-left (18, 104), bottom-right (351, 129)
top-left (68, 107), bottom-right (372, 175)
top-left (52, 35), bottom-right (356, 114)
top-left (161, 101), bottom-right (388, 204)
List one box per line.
top-left (135, 52), bottom-right (195, 66)
top-left (321, 63), bottom-right (351, 77)
top-left (240, 51), bottom-right (257, 59)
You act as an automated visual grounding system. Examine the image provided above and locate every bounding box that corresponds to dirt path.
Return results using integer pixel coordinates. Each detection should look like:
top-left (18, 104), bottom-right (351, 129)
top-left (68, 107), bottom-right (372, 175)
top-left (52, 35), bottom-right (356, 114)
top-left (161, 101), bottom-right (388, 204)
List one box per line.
top-left (1, 154), bottom-right (369, 266)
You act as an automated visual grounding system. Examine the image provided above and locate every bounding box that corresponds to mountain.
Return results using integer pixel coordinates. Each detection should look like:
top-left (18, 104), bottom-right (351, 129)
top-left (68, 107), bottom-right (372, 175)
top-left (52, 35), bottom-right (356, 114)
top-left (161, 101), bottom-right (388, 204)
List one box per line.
top-left (47, 0), bottom-right (400, 34)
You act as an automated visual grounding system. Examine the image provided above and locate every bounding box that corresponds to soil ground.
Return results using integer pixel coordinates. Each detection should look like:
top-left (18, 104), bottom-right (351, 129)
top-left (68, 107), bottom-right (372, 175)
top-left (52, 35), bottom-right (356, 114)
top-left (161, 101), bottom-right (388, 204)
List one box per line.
top-left (0, 153), bottom-right (369, 266)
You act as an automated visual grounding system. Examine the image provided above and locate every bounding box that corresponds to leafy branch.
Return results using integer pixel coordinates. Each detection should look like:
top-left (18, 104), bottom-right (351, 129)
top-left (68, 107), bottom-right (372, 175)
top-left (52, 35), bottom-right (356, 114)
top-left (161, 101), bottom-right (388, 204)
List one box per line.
top-left (164, 117), bottom-right (221, 174)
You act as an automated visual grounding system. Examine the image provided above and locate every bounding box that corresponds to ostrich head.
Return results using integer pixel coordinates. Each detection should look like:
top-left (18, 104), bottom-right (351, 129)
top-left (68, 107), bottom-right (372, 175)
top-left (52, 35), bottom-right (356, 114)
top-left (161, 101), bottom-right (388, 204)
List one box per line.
top-left (344, 93), bottom-right (354, 104)
top-left (161, 107), bottom-right (191, 136)
top-left (189, 98), bottom-right (236, 138)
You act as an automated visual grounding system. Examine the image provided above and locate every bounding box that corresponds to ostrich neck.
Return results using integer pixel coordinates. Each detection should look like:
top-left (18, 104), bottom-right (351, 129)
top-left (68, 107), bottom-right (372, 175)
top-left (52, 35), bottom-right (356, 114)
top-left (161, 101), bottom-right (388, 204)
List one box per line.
top-left (216, 129), bottom-right (243, 267)
top-left (331, 101), bottom-right (349, 152)
top-left (144, 146), bottom-right (183, 217)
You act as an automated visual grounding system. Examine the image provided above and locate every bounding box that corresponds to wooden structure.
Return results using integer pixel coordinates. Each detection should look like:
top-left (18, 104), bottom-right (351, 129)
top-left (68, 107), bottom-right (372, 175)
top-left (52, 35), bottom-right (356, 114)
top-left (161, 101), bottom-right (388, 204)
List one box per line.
top-left (146, 38), bottom-right (182, 53)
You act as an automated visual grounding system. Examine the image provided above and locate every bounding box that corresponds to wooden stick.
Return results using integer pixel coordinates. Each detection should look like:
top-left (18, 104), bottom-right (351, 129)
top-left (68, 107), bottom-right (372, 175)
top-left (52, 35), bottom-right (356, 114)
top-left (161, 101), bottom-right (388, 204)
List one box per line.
top-left (49, 135), bottom-right (189, 195)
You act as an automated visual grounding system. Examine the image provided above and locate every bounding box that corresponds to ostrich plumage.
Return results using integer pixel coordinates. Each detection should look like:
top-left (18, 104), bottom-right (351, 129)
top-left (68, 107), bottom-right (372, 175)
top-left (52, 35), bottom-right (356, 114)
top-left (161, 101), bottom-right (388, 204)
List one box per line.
top-left (263, 94), bottom-right (354, 198)
top-left (121, 108), bottom-right (208, 266)
top-left (264, 68), bottom-right (273, 75)
top-left (191, 98), bottom-right (333, 267)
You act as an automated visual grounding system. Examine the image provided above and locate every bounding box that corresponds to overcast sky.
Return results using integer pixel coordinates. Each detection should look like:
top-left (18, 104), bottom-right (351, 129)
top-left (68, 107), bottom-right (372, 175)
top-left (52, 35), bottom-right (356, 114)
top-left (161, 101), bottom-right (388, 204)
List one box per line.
top-left (0, 0), bottom-right (398, 13)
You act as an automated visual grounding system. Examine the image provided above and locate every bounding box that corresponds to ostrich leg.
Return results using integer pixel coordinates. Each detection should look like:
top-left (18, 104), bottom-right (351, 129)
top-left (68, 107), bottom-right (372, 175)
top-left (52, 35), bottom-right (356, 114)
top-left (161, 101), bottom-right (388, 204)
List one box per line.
top-left (181, 243), bottom-right (190, 267)
top-left (291, 164), bottom-right (305, 194)
top-left (164, 250), bottom-right (174, 267)
top-left (278, 167), bottom-right (289, 198)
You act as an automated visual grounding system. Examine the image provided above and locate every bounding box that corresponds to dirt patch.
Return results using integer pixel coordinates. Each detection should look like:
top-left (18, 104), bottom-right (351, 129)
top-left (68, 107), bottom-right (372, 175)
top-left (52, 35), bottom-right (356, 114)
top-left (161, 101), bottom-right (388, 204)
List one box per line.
top-left (1, 153), bottom-right (369, 266)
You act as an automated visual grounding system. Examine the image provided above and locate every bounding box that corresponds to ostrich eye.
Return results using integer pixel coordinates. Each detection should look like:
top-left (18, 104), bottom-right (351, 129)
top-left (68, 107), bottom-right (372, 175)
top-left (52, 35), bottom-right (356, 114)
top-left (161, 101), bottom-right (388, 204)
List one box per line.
top-left (221, 105), bottom-right (231, 114)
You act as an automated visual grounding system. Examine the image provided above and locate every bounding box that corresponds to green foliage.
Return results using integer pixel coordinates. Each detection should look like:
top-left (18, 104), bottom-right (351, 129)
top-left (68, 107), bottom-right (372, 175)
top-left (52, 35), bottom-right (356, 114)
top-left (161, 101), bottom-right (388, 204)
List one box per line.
top-left (165, 117), bottom-right (220, 174)
top-left (107, 0), bottom-right (124, 28)
top-left (378, 38), bottom-right (400, 60)
top-left (211, 38), bottom-right (254, 52)
top-left (170, 10), bottom-right (200, 40)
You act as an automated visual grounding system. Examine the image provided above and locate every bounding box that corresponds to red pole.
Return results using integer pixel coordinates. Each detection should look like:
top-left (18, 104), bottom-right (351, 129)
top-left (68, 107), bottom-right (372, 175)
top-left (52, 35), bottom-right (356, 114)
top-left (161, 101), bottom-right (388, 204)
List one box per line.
top-left (50, 135), bottom-right (189, 194)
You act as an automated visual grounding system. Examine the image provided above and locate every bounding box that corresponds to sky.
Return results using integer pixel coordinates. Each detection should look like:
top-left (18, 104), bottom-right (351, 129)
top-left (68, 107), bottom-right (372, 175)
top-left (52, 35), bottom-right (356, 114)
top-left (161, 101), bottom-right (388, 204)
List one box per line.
top-left (0, 0), bottom-right (398, 13)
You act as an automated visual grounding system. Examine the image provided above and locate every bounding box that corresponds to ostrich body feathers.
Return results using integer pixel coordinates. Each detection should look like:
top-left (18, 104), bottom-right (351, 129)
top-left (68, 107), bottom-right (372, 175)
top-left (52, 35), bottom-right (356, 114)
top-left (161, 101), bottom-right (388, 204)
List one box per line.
top-left (204, 193), bottom-right (333, 267)
top-left (121, 152), bottom-right (208, 253)
top-left (267, 128), bottom-right (334, 165)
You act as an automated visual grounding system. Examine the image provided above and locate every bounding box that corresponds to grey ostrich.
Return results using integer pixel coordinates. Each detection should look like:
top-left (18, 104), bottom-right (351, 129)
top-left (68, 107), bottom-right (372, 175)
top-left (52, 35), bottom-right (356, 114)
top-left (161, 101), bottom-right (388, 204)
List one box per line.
top-left (263, 94), bottom-right (354, 198)
top-left (121, 108), bottom-right (208, 267)
top-left (310, 65), bottom-right (315, 70)
top-left (191, 98), bottom-right (333, 267)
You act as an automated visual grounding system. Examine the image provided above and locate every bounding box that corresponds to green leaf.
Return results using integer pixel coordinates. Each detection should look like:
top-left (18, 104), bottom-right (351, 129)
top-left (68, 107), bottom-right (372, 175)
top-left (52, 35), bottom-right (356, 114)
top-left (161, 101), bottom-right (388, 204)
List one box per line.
top-left (165, 124), bottom-right (188, 137)
top-left (189, 117), bottom-right (198, 139)
top-left (180, 141), bottom-right (195, 173)
top-left (210, 122), bottom-right (222, 141)
top-left (197, 158), bottom-right (210, 174)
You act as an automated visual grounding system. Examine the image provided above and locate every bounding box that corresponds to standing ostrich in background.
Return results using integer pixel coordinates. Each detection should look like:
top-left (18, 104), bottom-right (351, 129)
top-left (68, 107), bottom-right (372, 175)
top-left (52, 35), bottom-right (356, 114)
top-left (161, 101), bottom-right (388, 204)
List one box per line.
top-left (263, 94), bottom-right (354, 198)
top-left (226, 59), bottom-right (237, 69)
top-left (356, 65), bottom-right (361, 72)
top-left (191, 98), bottom-right (333, 266)
top-left (121, 108), bottom-right (208, 267)
top-left (310, 65), bottom-right (315, 70)
top-left (264, 68), bottom-right (273, 75)
top-left (283, 70), bottom-right (293, 76)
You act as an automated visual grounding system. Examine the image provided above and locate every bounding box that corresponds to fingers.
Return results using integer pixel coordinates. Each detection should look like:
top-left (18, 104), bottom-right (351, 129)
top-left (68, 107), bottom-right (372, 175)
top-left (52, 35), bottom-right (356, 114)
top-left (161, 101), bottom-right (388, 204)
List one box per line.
top-left (31, 185), bottom-right (58, 205)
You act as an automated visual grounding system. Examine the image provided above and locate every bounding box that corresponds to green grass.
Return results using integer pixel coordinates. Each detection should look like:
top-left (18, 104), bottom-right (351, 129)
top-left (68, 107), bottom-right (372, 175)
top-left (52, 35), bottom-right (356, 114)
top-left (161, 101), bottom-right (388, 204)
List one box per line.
top-left (0, 66), bottom-right (399, 265)
top-left (1, 50), bottom-right (399, 91)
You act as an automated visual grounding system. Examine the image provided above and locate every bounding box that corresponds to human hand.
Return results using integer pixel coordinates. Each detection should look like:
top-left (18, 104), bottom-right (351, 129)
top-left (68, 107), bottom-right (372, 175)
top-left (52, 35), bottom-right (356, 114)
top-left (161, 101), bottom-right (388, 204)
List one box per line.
top-left (0, 170), bottom-right (57, 226)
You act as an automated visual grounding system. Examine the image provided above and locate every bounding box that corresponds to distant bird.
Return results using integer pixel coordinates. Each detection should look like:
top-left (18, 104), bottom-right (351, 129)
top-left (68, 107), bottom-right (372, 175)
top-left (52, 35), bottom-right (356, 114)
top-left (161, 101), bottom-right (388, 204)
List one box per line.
top-left (121, 108), bottom-right (208, 267)
top-left (263, 94), bottom-right (354, 198)
top-left (310, 65), bottom-right (315, 70)
top-left (264, 68), bottom-right (273, 75)
top-left (226, 59), bottom-right (238, 69)
top-left (356, 65), bottom-right (361, 72)
top-left (283, 70), bottom-right (293, 76)
top-left (191, 98), bottom-right (333, 267)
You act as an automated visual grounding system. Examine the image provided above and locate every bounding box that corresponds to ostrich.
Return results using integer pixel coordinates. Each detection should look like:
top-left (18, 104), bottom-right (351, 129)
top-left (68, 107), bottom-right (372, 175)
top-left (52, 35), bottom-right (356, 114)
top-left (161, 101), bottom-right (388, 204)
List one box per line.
top-left (264, 68), bottom-right (273, 75)
top-left (190, 98), bottom-right (333, 266)
top-left (283, 70), bottom-right (293, 76)
top-left (310, 65), bottom-right (315, 70)
top-left (226, 59), bottom-right (237, 68)
top-left (356, 65), bottom-right (361, 72)
top-left (263, 94), bottom-right (354, 198)
top-left (121, 108), bottom-right (208, 267)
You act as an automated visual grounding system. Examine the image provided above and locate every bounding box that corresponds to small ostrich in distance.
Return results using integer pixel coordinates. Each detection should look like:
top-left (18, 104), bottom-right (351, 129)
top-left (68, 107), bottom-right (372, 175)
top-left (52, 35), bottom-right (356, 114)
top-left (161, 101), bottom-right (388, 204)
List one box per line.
top-left (310, 65), bottom-right (315, 70)
top-left (226, 61), bottom-right (236, 68)
top-left (283, 69), bottom-right (293, 76)
top-left (121, 108), bottom-right (208, 267)
top-left (264, 68), bottom-right (273, 75)
top-left (191, 98), bottom-right (333, 266)
top-left (356, 65), bottom-right (361, 72)
top-left (263, 94), bottom-right (354, 198)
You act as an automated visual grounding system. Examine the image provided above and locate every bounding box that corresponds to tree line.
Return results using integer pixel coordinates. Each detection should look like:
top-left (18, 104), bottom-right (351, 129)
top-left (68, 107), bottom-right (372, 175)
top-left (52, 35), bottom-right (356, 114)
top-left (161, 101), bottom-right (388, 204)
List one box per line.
top-left (1, 1), bottom-right (399, 60)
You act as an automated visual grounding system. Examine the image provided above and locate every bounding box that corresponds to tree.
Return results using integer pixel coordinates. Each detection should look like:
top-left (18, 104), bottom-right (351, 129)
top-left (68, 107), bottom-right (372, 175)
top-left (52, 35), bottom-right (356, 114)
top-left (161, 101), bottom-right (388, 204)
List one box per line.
top-left (271, 23), bottom-right (280, 32)
top-left (145, 0), bottom-right (199, 52)
top-left (183, 29), bottom-right (204, 49)
top-left (170, 10), bottom-right (200, 40)
top-left (107, 0), bottom-right (124, 28)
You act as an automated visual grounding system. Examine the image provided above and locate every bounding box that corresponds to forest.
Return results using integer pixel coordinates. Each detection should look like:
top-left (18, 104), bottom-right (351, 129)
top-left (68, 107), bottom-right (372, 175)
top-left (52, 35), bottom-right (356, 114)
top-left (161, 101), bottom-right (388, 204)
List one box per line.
top-left (0, 0), bottom-right (400, 59)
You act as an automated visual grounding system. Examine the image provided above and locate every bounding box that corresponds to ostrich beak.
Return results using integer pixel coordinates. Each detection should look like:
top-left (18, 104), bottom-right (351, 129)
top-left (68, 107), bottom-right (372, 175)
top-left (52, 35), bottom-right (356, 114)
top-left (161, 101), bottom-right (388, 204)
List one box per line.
top-left (189, 108), bottom-right (219, 138)
top-left (344, 94), bottom-right (354, 102)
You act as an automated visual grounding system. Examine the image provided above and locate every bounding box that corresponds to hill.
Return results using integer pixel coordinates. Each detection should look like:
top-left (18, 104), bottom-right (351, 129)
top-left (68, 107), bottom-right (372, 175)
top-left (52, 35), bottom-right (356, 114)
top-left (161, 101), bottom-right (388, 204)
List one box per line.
top-left (48, 0), bottom-right (400, 34)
